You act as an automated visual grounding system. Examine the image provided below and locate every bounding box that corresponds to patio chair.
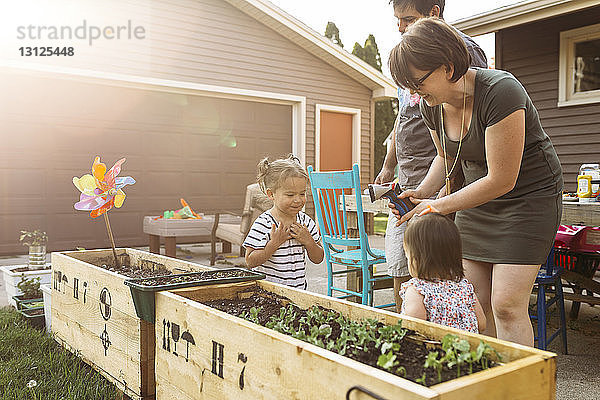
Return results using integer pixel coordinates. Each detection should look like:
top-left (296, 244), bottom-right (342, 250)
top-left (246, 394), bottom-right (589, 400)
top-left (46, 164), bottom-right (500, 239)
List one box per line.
top-left (307, 164), bottom-right (392, 308)
top-left (210, 183), bottom-right (272, 265)
top-left (530, 248), bottom-right (568, 353)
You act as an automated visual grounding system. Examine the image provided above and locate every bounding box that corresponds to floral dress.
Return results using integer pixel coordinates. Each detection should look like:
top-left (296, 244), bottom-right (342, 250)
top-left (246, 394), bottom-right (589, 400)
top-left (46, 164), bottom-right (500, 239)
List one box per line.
top-left (400, 277), bottom-right (479, 333)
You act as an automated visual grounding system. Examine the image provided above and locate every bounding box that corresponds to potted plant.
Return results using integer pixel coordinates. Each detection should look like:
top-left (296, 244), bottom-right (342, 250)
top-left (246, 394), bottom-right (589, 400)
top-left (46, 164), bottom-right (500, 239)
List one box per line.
top-left (41, 283), bottom-right (52, 332)
top-left (13, 275), bottom-right (43, 310)
top-left (14, 275), bottom-right (45, 329)
top-left (20, 229), bottom-right (48, 270)
top-left (1, 231), bottom-right (51, 307)
top-left (18, 307), bottom-right (46, 330)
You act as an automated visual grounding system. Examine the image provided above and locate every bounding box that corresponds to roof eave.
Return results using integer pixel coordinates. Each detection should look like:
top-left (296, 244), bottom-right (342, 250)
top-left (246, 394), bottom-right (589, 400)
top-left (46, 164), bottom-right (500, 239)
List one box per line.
top-left (225, 0), bottom-right (397, 99)
top-left (453, 0), bottom-right (599, 36)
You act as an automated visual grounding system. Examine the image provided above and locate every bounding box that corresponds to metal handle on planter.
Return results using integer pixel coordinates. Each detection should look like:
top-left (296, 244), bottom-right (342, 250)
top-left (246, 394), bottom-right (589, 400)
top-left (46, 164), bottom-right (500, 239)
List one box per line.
top-left (346, 385), bottom-right (389, 400)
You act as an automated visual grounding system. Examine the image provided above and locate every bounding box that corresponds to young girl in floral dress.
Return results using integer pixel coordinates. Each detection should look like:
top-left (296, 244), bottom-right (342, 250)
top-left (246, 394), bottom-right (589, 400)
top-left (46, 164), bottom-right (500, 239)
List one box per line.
top-left (399, 212), bottom-right (486, 333)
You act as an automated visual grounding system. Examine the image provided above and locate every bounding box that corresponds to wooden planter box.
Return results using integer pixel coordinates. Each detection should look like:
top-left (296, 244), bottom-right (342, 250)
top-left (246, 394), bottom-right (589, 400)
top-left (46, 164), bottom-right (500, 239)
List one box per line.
top-left (51, 248), bottom-right (210, 400)
top-left (155, 281), bottom-right (556, 400)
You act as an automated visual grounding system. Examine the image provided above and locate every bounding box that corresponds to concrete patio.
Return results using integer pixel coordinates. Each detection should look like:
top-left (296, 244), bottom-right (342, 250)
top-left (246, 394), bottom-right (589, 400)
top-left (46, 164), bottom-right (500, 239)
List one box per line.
top-left (1, 236), bottom-right (599, 399)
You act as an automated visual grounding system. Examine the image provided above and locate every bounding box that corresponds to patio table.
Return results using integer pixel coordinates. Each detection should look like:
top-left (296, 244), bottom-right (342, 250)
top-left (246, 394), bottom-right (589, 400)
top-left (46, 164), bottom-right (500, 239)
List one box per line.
top-left (561, 201), bottom-right (600, 226)
top-left (143, 215), bottom-right (240, 258)
top-left (559, 201), bottom-right (600, 318)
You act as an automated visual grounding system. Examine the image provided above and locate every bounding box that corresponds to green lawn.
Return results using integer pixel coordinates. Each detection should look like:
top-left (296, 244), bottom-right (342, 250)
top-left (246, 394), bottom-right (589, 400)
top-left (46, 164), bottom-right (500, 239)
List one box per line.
top-left (0, 307), bottom-right (121, 399)
top-left (374, 213), bottom-right (388, 235)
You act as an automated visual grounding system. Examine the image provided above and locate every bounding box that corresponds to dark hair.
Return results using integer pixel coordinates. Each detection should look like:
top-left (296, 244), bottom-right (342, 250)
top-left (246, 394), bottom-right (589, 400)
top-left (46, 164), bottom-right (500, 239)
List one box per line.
top-left (388, 17), bottom-right (471, 91)
top-left (256, 154), bottom-right (308, 194)
top-left (403, 213), bottom-right (463, 282)
top-left (390, 0), bottom-right (445, 19)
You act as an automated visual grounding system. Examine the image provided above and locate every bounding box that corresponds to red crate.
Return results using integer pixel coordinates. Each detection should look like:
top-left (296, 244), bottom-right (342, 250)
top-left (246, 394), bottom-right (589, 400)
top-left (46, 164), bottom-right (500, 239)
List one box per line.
top-left (554, 248), bottom-right (600, 275)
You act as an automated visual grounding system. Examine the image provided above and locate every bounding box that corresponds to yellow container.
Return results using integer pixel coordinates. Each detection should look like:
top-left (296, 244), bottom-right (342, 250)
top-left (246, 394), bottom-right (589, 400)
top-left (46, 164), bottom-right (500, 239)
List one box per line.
top-left (578, 174), bottom-right (592, 202)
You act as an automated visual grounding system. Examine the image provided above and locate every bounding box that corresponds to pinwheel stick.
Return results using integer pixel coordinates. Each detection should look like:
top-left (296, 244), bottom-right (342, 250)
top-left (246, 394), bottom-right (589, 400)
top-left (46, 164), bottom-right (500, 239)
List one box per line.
top-left (103, 213), bottom-right (119, 267)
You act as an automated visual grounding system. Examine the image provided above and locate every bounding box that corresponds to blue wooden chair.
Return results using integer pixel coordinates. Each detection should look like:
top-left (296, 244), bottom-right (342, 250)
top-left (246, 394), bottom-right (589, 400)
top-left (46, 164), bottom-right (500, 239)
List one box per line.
top-left (307, 164), bottom-right (392, 308)
top-left (530, 248), bottom-right (568, 353)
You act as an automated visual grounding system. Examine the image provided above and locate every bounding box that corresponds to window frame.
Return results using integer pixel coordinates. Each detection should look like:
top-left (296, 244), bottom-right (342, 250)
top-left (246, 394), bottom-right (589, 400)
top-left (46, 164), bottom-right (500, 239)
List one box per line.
top-left (558, 22), bottom-right (600, 107)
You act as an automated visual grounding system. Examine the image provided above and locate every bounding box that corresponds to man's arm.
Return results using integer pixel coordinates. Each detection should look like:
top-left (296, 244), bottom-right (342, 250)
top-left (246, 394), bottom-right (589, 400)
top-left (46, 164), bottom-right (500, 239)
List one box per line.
top-left (374, 115), bottom-right (400, 184)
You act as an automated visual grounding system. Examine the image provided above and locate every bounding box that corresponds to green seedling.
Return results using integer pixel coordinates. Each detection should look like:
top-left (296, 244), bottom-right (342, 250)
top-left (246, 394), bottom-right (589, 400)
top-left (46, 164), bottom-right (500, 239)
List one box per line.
top-left (237, 304), bottom-right (500, 387)
top-left (424, 351), bottom-right (443, 383)
top-left (475, 341), bottom-right (502, 369)
top-left (377, 351), bottom-right (398, 370)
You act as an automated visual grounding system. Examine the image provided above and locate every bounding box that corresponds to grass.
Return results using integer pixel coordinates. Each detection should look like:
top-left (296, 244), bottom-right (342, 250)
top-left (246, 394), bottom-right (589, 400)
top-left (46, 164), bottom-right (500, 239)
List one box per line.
top-left (374, 213), bottom-right (388, 235)
top-left (0, 307), bottom-right (121, 399)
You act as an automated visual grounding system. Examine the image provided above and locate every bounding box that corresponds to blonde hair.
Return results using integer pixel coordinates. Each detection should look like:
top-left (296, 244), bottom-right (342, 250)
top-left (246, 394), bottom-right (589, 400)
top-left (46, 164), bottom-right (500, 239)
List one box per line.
top-left (256, 154), bottom-right (308, 194)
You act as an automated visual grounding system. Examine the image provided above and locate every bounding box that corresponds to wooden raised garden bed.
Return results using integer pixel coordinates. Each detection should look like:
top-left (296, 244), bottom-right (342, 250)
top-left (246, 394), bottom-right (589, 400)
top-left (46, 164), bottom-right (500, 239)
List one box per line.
top-left (154, 280), bottom-right (556, 400)
top-left (51, 248), bottom-right (210, 400)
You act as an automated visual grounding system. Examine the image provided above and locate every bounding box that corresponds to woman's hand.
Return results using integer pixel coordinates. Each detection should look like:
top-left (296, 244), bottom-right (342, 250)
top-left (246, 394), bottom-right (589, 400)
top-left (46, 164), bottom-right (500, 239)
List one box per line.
top-left (390, 198), bottom-right (438, 225)
top-left (389, 188), bottom-right (427, 224)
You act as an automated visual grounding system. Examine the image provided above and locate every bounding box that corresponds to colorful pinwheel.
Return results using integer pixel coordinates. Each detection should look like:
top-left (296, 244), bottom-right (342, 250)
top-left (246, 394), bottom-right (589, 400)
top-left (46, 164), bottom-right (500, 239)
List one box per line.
top-left (73, 157), bottom-right (135, 218)
top-left (73, 156), bottom-right (135, 266)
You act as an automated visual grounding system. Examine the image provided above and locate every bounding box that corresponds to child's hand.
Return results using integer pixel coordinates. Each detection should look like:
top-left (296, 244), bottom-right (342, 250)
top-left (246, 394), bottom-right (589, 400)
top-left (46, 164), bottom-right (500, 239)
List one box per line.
top-left (289, 223), bottom-right (312, 245)
top-left (269, 223), bottom-right (291, 247)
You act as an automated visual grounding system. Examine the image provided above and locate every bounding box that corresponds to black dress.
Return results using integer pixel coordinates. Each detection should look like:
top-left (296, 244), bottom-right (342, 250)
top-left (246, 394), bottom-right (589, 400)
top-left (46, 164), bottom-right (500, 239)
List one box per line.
top-left (421, 69), bottom-right (563, 264)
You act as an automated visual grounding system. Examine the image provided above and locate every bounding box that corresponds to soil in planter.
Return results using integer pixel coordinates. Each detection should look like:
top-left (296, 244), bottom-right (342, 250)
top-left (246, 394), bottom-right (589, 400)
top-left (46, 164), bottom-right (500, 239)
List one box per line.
top-left (25, 308), bottom-right (45, 316)
top-left (72, 252), bottom-right (172, 279)
top-left (132, 269), bottom-right (258, 286)
top-left (12, 266), bottom-right (51, 273)
top-left (203, 288), bottom-right (498, 387)
top-left (19, 292), bottom-right (43, 301)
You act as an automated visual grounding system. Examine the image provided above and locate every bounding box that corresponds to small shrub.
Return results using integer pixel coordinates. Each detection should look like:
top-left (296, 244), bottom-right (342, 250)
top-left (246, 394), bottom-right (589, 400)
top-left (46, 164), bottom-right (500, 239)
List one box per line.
top-left (19, 230), bottom-right (48, 247)
top-left (17, 276), bottom-right (42, 300)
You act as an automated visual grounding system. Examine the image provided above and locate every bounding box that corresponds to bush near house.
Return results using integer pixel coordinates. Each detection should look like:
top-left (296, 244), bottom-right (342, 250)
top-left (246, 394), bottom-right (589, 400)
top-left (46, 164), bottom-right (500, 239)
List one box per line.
top-left (374, 213), bottom-right (388, 235)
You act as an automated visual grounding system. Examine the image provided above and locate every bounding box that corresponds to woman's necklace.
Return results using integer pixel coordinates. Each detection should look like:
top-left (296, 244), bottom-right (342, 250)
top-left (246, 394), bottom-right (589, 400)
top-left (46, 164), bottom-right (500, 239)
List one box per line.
top-left (440, 76), bottom-right (467, 196)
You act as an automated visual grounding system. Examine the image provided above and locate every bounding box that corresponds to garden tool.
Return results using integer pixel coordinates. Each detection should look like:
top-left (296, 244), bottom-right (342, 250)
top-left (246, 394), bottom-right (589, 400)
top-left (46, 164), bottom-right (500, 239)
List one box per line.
top-left (365, 182), bottom-right (415, 216)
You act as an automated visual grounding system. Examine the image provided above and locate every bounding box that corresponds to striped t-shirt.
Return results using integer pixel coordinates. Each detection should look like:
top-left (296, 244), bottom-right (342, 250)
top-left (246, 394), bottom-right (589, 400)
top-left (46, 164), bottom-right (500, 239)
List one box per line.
top-left (242, 210), bottom-right (320, 289)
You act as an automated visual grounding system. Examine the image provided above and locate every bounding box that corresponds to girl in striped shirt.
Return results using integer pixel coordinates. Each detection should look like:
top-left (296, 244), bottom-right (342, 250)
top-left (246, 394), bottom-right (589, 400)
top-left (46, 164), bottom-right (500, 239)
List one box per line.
top-left (243, 155), bottom-right (324, 289)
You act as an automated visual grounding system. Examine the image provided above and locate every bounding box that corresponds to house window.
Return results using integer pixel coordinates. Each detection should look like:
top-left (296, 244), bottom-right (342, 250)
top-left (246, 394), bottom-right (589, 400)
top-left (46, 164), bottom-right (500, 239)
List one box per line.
top-left (559, 23), bottom-right (600, 107)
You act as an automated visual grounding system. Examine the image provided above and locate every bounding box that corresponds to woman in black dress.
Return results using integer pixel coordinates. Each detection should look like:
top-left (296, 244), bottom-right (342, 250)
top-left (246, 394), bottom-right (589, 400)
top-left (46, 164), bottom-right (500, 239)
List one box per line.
top-left (388, 18), bottom-right (563, 346)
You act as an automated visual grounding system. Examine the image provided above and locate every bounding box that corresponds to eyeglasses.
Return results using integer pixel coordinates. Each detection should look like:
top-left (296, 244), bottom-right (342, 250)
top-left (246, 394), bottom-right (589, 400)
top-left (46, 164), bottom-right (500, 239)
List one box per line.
top-left (413, 69), bottom-right (436, 91)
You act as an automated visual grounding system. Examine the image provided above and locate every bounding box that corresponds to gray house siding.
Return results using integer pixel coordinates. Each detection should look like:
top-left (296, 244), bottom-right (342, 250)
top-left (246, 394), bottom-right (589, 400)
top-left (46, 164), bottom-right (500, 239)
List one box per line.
top-left (39, 0), bottom-right (374, 179)
top-left (497, 6), bottom-right (600, 191)
top-left (0, 0), bottom-right (376, 254)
